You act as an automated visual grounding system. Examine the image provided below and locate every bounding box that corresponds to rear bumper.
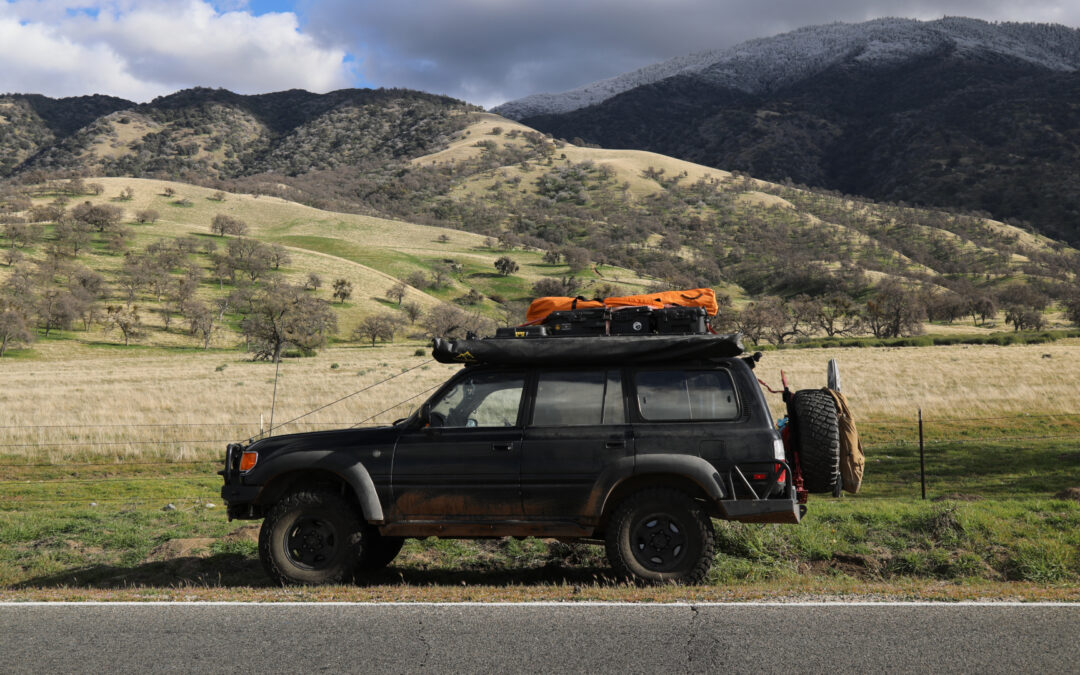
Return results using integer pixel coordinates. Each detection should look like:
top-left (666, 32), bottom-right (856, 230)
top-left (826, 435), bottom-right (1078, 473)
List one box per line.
top-left (715, 462), bottom-right (803, 524)
top-left (719, 494), bottom-right (803, 524)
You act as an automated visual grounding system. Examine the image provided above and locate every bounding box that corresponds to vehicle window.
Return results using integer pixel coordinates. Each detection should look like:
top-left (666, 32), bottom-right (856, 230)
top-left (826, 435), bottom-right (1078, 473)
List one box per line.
top-left (635, 370), bottom-right (738, 421)
top-left (603, 371), bottom-right (626, 425)
top-left (430, 372), bottom-right (525, 428)
top-left (532, 370), bottom-right (625, 426)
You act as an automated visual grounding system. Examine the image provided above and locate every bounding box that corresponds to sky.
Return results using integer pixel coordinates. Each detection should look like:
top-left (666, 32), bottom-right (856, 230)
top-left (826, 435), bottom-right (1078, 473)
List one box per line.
top-left (1, 0), bottom-right (1078, 108)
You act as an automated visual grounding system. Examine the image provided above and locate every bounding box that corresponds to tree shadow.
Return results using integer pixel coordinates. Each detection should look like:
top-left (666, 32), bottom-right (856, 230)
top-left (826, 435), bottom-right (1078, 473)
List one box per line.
top-left (14, 556), bottom-right (616, 590)
top-left (13, 554), bottom-right (270, 590)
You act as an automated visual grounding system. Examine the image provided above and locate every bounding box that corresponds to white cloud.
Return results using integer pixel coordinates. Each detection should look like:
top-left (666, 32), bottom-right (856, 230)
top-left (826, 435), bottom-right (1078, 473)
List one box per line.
top-left (0, 1), bottom-right (351, 100)
top-left (305, 0), bottom-right (1080, 108)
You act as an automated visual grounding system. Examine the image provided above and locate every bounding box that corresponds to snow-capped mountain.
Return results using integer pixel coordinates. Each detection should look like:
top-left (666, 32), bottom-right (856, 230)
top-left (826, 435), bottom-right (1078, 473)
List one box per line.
top-left (493, 17), bottom-right (1080, 119)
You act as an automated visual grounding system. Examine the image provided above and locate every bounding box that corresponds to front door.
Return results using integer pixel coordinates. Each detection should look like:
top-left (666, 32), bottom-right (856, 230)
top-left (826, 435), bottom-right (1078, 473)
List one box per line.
top-left (392, 370), bottom-right (527, 520)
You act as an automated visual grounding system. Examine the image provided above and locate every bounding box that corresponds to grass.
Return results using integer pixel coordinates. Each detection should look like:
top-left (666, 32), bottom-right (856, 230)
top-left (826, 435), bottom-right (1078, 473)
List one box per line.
top-left (0, 341), bottom-right (1078, 599)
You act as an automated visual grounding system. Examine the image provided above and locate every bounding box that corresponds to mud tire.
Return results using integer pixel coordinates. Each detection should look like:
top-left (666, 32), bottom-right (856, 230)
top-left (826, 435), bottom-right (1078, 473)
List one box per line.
top-left (792, 389), bottom-right (841, 494)
top-left (605, 488), bottom-right (715, 585)
top-left (259, 489), bottom-right (362, 586)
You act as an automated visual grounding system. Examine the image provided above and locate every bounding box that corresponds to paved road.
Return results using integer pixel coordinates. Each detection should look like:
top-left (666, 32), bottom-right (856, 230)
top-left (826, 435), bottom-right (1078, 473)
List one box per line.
top-left (2, 602), bottom-right (1076, 673)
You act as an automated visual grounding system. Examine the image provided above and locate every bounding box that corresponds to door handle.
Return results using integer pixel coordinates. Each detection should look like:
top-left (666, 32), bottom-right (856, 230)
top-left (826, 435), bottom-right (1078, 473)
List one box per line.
top-left (605, 440), bottom-right (626, 449)
top-left (492, 442), bottom-right (514, 452)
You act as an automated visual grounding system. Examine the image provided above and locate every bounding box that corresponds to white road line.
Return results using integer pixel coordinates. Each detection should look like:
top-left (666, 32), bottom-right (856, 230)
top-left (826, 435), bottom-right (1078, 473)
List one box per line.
top-left (0, 600), bottom-right (1076, 607)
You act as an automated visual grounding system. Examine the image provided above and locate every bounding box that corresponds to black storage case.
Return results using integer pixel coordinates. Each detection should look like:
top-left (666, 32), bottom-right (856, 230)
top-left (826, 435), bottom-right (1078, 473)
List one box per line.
top-left (655, 306), bottom-right (708, 334)
top-left (544, 308), bottom-right (608, 336)
top-left (494, 325), bottom-right (549, 338)
top-left (609, 306), bottom-right (654, 335)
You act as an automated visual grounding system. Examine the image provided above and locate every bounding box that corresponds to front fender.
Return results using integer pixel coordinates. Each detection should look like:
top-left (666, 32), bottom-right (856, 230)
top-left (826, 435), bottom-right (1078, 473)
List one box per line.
top-left (254, 450), bottom-right (385, 523)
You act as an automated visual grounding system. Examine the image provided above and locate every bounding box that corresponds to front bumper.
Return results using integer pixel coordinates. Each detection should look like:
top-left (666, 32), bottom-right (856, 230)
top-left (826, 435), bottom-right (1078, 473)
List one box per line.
top-left (220, 443), bottom-right (263, 520)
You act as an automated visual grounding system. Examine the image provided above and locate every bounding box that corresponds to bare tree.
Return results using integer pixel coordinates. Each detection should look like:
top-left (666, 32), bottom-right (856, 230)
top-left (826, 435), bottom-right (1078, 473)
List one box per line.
top-left (268, 244), bottom-right (291, 270)
top-left (241, 281), bottom-right (338, 362)
top-left (71, 202), bottom-right (123, 233)
top-left (106, 304), bottom-right (142, 346)
top-left (36, 289), bottom-right (80, 337)
top-left (185, 301), bottom-right (218, 349)
top-left (332, 278), bottom-right (353, 304)
top-left (352, 313), bottom-right (405, 347)
top-left (863, 279), bottom-right (926, 338)
top-left (0, 308), bottom-right (33, 357)
top-left (386, 281), bottom-right (407, 305)
top-left (304, 272), bottom-right (323, 291)
top-left (211, 214), bottom-right (248, 237)
top-left (401, 301), bottom-right (422, 323)
top-left (814, 293), bottom-right (863, 337)
top-left (135, 209), bottom-right (159, 224)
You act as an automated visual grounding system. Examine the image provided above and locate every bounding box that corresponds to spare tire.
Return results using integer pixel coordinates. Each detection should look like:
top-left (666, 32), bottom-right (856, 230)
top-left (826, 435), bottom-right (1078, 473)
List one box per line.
top-left (791, 389), bottom-right (841, 494)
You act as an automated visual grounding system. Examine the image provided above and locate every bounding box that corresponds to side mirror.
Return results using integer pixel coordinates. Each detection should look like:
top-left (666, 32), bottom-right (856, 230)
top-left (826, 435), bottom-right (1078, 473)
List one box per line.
top-left (420, 403), bottom-right (432, 426)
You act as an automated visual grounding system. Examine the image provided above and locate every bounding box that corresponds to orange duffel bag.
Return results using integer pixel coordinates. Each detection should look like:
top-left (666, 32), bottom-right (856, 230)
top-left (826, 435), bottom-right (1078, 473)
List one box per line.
top-left (603, 288), bottom-right (719, 316)
top-left (525, 288), bottom-right (719, 324)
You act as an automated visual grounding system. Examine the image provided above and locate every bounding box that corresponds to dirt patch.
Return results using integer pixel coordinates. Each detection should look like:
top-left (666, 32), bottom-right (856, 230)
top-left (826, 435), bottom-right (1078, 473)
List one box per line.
top-left (223, 524), bottom-right (260, 544)
top-left (145, 538), bottom-right (215, 562)
top-left (1053, 487), bottom-right (1080, 503)
top-left (803, 553), bottom-right (881, 579)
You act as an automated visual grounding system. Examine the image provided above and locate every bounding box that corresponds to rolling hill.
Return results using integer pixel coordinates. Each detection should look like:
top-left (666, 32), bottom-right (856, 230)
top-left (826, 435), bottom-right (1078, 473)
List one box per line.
top-left (1, 89), bottom-right (1079, 359)
top-left (495, 18), bottom-right (1080, 244)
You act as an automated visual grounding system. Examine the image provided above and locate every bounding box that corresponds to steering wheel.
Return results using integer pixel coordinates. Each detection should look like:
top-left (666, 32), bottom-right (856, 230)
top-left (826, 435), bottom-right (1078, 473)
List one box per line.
top-left (428, 411), bottom-right (446, 428)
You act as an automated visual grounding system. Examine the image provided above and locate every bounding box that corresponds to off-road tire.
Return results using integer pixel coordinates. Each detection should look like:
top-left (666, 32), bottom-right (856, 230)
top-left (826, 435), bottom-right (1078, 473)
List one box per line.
top-left (605, 488), bottom-right (716, 585)
top-left (792, 389), bottom-right (841, 494)
top-left (259, 489), bottom-right (362, 586)
top-left (357, 529), bottom-right (405, 572)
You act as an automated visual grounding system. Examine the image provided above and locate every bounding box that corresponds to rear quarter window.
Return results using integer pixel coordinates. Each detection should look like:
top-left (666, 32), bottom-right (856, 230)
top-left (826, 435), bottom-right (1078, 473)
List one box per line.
top-left (634, 369), bottom-right (739, 421)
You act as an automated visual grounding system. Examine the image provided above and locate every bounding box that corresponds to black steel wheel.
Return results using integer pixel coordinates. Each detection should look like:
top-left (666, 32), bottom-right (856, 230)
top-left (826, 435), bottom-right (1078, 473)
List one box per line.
top-left (791, 389), bottom-right (841, 494)
top-left (259, 490), bottom-right (362, 585)
top-left (605, 488), bottom-right (715, 584)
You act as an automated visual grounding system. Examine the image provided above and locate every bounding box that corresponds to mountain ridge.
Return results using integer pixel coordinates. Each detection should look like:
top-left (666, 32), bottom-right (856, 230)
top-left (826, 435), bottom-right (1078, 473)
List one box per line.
top-left (492, 17), bottom-right (1080, 119)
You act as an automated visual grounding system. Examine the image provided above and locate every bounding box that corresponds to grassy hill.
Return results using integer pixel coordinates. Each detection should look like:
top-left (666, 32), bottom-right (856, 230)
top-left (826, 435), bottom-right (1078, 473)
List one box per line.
top-left (0, 176), bottom-right (655, 355)
top-left (2, 100), bottom-right (1079, 359)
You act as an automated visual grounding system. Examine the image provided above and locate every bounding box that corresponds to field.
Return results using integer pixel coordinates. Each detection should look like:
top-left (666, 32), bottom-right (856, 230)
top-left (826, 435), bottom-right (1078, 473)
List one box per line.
top-left (1, 340), bottom-right (1078, 600)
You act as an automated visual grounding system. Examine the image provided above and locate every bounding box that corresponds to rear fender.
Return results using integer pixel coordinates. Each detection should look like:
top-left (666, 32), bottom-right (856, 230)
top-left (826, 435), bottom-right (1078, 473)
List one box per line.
top-left (586, 455), bottom-right (726, 523)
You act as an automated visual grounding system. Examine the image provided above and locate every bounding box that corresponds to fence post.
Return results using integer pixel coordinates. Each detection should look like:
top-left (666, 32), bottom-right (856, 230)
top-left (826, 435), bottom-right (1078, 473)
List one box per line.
top-left (918, 408), bottom-right (926, 500)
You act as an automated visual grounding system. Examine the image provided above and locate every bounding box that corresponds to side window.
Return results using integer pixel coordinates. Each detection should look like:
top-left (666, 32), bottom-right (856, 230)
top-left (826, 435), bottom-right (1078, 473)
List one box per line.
top-left (635, 370), bottom-right (738, 421)
top-left (430, 371), bottom-right (525, 428)
top-left (532, 371), bottom-right (625, 426)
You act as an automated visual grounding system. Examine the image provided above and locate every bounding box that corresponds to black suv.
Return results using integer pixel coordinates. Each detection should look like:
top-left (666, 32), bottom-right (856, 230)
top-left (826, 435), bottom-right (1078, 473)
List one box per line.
top-left (221, 334), bottom-right (814, 585)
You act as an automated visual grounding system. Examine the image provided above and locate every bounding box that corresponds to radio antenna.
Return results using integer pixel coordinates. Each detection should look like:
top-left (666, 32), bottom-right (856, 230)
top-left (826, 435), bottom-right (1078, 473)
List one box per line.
top-left (267, 345), bottom-right (286, 437)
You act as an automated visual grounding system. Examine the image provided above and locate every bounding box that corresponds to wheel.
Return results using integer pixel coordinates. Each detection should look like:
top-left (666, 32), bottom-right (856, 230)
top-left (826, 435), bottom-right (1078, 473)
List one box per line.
top-left (357, 529), bottom-right (405, 572)
top-left (791, 389), bottom-right (841, 494)
top-left (259, 489), bottom-right (362, 585)
top-left (605, 488), bottom-right (716, 584)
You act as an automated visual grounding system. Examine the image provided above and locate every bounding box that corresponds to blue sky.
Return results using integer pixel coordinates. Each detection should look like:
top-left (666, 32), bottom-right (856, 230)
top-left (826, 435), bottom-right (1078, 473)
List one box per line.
top-left (2, 0), bottom-right (1078, 107)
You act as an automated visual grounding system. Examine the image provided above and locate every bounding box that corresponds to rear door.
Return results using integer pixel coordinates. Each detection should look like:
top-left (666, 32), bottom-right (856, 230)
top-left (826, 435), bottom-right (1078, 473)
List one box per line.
top-left (520, 369), bottom-right (633, 519)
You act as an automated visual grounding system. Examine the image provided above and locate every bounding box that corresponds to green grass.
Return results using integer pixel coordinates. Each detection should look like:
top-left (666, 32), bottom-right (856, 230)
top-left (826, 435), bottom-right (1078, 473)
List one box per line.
top-left (0, 428), bottom-right (1077, 593)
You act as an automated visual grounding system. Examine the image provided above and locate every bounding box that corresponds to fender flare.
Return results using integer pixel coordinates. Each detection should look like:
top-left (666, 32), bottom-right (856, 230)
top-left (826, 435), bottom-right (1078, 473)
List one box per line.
top-left (585, 455), bottom-right (726, 522)
top-left (255, 450), bottom-right (385, 523)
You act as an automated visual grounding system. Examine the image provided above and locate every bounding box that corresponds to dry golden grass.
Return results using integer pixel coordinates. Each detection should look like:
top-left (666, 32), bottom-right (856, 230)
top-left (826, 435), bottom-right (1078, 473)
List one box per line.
top-left (759, 340), bottom-right (1080, 421)
top-left (3, 340), bottom-right (1078, 464)
top-left (0, 342), bottom-right (459, 462)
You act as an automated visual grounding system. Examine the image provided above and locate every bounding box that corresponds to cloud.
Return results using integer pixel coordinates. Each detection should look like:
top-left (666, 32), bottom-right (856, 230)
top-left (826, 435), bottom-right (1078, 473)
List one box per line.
top-left (0, 0), bottom-right (351, 101)
top-left (304, 0), bottom-right (1080, 108)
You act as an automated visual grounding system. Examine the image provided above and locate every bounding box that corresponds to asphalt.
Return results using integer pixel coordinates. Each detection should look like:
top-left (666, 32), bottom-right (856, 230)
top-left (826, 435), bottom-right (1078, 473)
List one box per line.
top-left (2, 602), bottom-right (1077, 673)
